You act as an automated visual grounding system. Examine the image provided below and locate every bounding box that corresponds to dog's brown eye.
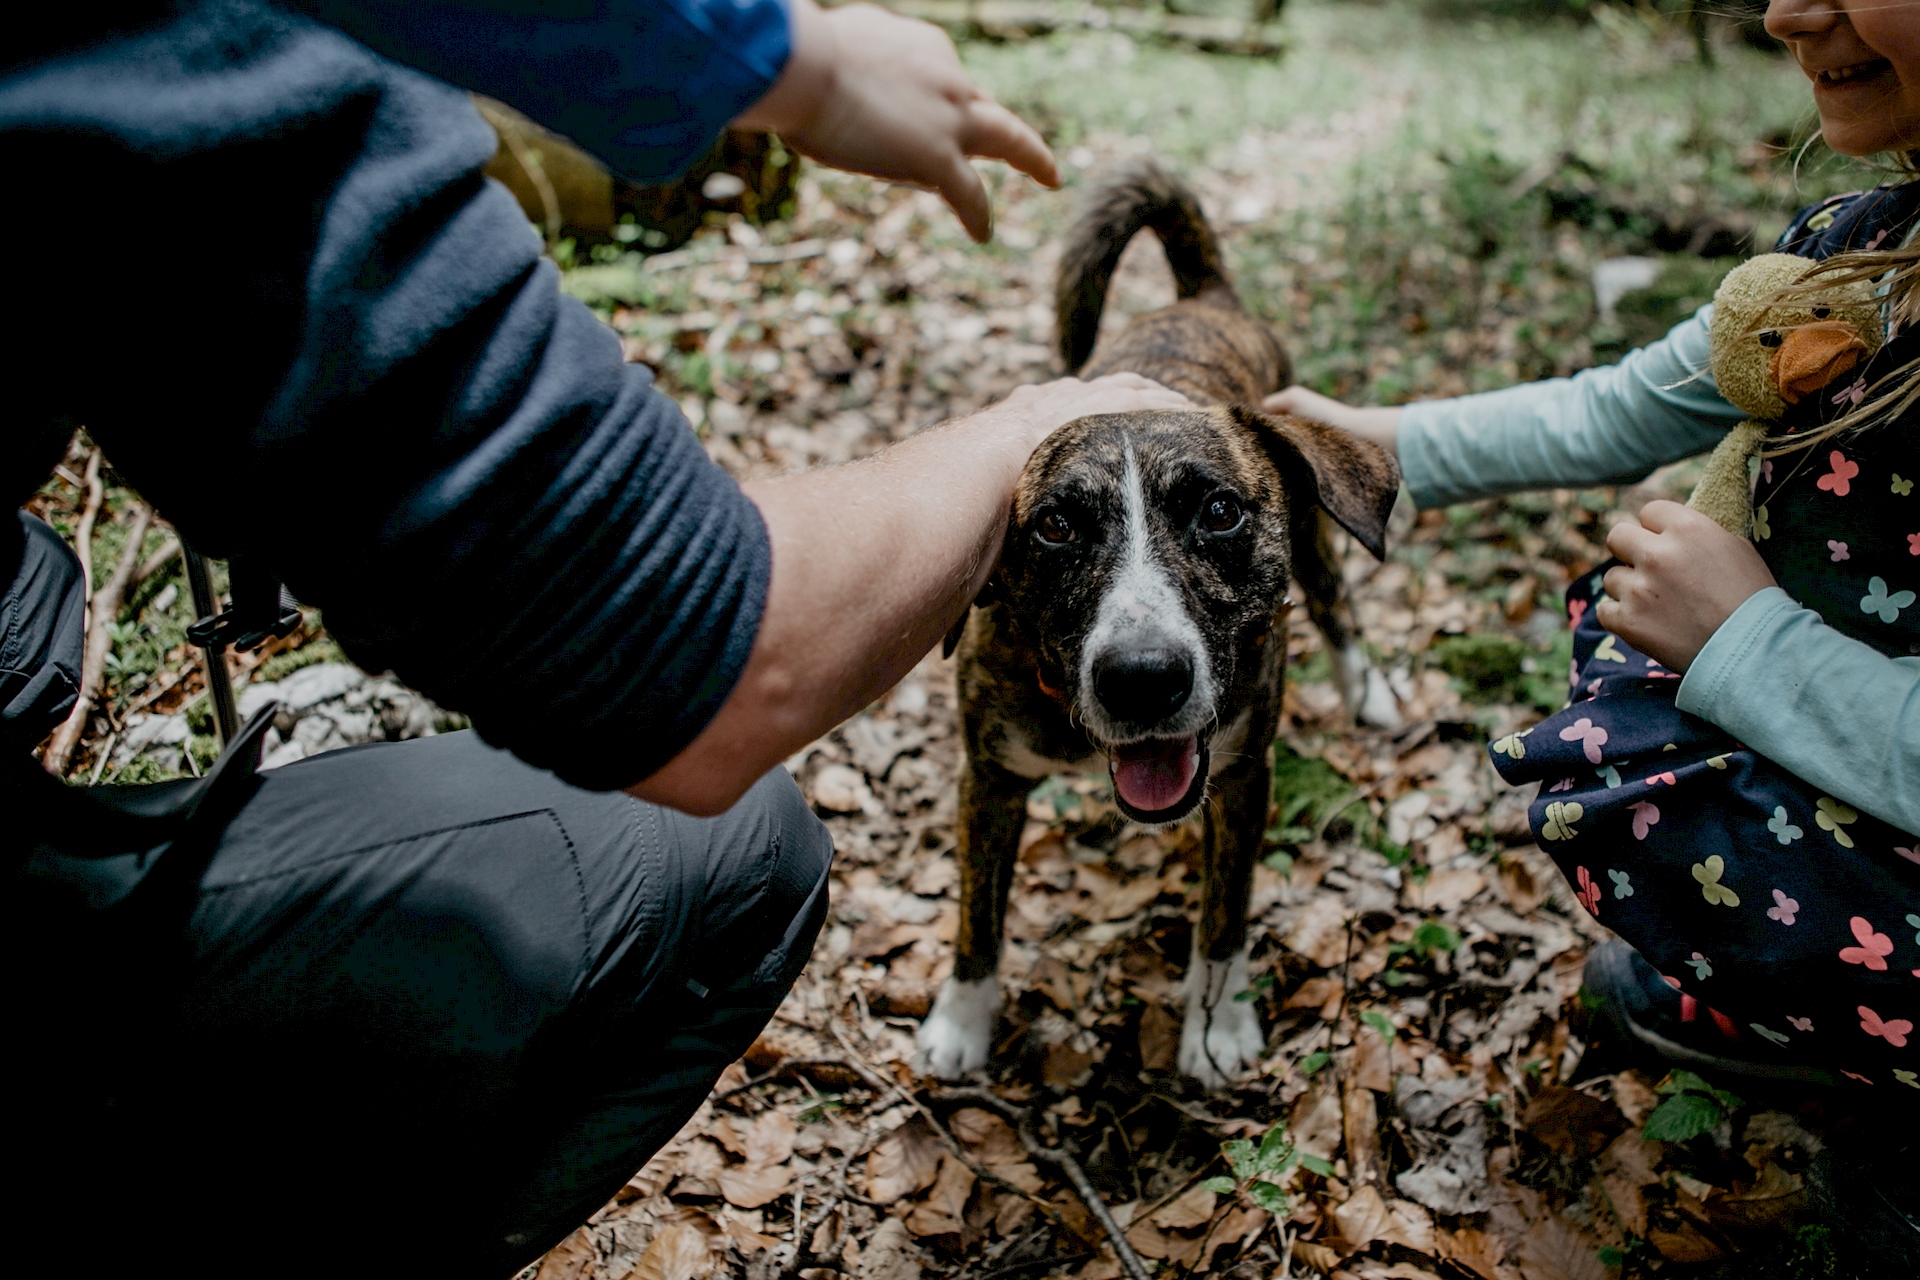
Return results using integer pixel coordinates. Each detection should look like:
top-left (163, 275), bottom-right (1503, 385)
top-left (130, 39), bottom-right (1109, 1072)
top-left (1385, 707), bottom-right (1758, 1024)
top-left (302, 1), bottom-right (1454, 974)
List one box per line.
top-left (1759, 329), bottom-right (1783, 348)
top-left (1036, 511), bottom-right (1076, 545)
top-left (1201, 495), bottom-right (1244, 535)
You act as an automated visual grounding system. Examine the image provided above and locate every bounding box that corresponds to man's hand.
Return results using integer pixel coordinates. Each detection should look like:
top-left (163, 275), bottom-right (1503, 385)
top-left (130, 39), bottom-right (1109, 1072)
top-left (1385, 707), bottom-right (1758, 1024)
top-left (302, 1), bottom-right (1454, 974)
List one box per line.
top-left (1599, 500), bottom-right (1778, 672)
top-left (732, 0), bottom-right (1057, 242)
top-left (993, 373), bottom-right (1191, 451)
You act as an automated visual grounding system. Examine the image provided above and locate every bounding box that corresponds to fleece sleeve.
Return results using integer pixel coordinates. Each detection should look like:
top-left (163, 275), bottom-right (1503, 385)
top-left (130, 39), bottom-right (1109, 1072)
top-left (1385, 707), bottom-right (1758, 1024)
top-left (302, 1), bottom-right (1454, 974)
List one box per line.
top-left (281, 0), bottom-right (793, 182)
top-left (1678, 587), bottom-right (1920, 835)
top-left (1395, 308), bottom-right (1749, 509)
top-left (1, 2), bottom-right (769, 789)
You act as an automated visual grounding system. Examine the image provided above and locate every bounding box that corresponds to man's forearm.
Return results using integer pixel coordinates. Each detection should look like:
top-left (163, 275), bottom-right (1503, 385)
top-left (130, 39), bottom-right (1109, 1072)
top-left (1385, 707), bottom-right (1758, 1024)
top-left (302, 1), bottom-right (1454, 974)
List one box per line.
top-left (627, 407), bottom-right (1029, 815)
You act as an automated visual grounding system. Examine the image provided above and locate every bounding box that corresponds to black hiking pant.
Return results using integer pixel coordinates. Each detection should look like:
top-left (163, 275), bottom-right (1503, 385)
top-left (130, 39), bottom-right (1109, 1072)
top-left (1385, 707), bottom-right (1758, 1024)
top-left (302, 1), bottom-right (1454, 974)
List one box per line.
top-left (10, 631), bottom-right (831, 1273)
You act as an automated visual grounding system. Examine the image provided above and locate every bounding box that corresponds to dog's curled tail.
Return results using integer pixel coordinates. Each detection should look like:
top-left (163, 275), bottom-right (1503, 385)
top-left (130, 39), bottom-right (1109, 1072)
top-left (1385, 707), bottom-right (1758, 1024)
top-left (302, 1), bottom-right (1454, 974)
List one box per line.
top-left (1055, 161), bottom-right (1236, 373)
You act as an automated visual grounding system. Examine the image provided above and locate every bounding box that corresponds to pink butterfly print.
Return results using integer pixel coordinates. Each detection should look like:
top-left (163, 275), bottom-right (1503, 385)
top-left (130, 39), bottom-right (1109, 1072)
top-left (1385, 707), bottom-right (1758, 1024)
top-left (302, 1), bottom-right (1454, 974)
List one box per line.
top-left (1768, 889), bottom-right (1800, 925)
top-left (1909, 533), bottom-right (1920, 557)
top-left (1644, 771), bottom-right (1677, 786)
top-left (1843, 1070), bottom-right (1874, 1084)
top-left (1818, 451), bottom-right (1860, 496)
top-left (1761, 459), bottom-right (1774, 484)
top-left (1569, 598), bottom-right (1588, 627)
top-left (1839, 916), bottom-right (1895, 971)
top-left (1832, 376), bottom-right (1867, 409)
top-left (1859, 1006), bottom-right (1914, 1048)
top-left (1629, 800), bottom-right (1660, 840)
top-left (1586, 678), bottom-right (1604, 697)
top-left (1559, 717), bottom-right (1608, 764)
top-left (1829, 540), bottom-right (1851, 561)
top-left (1897, 847), bottom-right (1920, 865)
top-left (1575, 866), bottom-right (1601, 917)
top-left (1867, 228), bottom-right (1892, 251)
top-left (1788, 1016), bottom-right (1815, 1032)
top-left (1548, 777), bottom-right (1575, 793)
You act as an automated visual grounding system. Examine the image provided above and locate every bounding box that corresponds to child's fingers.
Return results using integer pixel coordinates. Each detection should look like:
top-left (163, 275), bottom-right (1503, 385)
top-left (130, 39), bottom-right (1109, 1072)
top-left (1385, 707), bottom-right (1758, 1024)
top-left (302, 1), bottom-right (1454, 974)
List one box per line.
top-left (1634, 499), bottom-right (1689, 533)
top-left (961, 100), bottom-right (1059, 188)
top-left (1605, 518), bottom-right (1656, 567)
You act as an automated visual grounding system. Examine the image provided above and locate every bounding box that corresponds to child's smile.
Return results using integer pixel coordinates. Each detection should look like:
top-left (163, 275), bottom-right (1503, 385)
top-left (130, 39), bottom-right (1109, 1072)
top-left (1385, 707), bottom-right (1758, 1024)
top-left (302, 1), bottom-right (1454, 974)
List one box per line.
top-left (1769, 0), bottom-right (1920, 156)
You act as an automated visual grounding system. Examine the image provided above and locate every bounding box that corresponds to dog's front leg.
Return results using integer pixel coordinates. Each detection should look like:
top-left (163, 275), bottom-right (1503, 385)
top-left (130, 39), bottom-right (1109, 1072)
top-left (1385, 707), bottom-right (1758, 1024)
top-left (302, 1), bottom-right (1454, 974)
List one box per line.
top-left (1180, 749), bottom-right (1270, 1086)
top-left (916, 756), bottom-right (1026, 1078)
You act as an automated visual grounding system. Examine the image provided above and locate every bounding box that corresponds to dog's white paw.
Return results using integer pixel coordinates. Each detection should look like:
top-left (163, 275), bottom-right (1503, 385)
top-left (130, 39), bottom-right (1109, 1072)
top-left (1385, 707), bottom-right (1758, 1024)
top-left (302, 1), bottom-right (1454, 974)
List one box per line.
top-left (1178, 948), bottom-right (1265, 1087)
top-left (914, 976), bottom-right (1001, 1078)
top-left (1335, 644), bottom-right (1404, 731)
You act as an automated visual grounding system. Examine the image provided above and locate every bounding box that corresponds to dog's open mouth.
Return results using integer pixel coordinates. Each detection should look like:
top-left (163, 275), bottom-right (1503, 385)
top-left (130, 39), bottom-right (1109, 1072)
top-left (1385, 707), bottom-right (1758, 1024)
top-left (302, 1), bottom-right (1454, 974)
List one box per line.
top-left (1109, 736), bottom-right (1209, 822)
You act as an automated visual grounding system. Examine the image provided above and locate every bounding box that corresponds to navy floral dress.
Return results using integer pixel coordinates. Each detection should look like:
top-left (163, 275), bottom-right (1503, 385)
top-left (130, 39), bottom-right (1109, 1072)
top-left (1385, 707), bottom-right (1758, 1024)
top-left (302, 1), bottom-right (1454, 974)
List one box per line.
top-left (1492, 184), bottom-right (1920, 1091)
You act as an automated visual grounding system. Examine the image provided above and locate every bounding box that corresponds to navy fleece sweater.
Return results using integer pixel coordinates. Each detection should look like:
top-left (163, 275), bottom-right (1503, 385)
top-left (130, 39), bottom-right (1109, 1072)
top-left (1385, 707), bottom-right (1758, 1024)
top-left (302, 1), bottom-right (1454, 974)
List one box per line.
top-left (1, 1), bottom-right (791, 789)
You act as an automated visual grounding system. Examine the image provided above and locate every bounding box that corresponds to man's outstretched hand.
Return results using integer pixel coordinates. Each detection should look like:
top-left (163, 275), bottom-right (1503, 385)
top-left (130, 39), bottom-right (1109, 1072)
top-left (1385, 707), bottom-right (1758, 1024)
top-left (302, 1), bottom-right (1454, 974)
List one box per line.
top-left (732, 0), bottom-right (1058, 242)
top-left (1599, 500), bottom-right (1778, 673)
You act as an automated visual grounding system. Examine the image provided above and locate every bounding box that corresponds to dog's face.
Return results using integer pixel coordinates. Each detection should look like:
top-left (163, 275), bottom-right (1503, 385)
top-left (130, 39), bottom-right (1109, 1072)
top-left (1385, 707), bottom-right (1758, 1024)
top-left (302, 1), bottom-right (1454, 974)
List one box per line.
top-left (995, 406), bottom-right (1397, 824)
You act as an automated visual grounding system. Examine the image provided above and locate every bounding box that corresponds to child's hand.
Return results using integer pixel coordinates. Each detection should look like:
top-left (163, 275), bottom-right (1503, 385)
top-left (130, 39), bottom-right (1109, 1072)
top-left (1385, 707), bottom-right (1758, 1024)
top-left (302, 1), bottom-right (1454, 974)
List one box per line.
top-left (732, 0), bottom-right (1058, 242)
top-left (1599, 500), bottom-right (1778, 672)
top-left (1262, 386), bottom-right (1402, 454)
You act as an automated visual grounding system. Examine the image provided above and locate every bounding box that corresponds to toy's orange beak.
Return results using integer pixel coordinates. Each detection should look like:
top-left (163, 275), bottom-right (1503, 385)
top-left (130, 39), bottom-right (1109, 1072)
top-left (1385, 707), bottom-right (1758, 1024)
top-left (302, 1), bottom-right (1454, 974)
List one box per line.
top-left (1771, 321), bottom-right (1868, 404)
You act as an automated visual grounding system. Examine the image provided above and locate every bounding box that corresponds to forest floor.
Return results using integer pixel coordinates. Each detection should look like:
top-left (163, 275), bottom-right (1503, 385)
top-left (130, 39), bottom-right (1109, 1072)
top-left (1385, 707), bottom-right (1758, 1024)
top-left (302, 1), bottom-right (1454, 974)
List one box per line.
top-left (26, 4), bottom-right (1881, 1279)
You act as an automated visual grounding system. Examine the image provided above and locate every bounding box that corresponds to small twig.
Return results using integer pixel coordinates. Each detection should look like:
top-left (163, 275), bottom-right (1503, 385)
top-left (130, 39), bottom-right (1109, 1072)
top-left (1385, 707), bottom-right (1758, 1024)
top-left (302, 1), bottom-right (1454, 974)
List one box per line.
top-left (45, 500), bottom-right (152, 776)
top-left (71, 450), bottom-right (103, 607)
top-left (713, 1056), bottom-right (857, 1103)
top-left (132, 534), bottom-right (181, 589)
top-left (933, 1085), bottom-right (1152, 1280)
top-left (87, 731), bottom-right (117, 785)
top-left (1149, 1092), bottom-right (1235, 1127)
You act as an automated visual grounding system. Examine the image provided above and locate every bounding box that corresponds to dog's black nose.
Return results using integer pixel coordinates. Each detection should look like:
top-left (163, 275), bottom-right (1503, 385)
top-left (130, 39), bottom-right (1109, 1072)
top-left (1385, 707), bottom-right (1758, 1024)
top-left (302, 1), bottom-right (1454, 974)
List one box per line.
top-left (1093, 648), bottom-right (1193, 723)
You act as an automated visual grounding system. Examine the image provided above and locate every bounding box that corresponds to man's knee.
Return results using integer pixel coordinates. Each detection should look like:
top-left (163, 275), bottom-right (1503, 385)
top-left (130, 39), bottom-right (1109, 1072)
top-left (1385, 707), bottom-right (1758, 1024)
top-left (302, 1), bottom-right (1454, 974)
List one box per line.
top-left (737, 767), bottom-right (833, 986)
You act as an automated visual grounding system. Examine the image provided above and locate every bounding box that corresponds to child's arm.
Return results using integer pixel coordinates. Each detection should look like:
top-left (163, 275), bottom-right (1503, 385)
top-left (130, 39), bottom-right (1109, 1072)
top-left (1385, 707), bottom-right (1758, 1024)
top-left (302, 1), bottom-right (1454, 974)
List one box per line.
top-left (1269, 307), bottom-right (1747, 509)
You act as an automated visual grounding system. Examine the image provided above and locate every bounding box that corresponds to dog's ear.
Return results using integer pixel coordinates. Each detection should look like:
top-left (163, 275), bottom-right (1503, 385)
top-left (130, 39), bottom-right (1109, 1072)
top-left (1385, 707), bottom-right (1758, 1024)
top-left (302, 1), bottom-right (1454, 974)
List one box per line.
top-left (1231, 405), bottom-right (1400, 560)
top-left (942, 578), bottom-right (998, 659)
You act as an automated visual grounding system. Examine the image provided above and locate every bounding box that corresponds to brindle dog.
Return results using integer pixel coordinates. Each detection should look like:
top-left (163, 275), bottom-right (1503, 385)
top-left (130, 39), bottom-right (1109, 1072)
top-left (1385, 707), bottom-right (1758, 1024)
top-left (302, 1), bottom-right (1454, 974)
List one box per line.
top-left (915, 164), bottom-right (1401, 1085)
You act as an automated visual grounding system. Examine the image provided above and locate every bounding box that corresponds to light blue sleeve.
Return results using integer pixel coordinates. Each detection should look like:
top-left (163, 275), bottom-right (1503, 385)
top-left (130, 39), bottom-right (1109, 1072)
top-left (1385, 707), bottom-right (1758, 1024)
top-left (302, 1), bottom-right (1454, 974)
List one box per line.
top-left (1395, 306), bottom-right (1750, 509)
top-left (1678, 587), bottom-right (1920, 836)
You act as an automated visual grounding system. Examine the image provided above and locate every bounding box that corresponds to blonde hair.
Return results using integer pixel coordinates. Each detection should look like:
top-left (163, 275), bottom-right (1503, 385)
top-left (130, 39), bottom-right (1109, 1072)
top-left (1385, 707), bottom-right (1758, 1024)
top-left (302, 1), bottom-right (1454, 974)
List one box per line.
top-left (1763, 155), bottom-right (1920, 455)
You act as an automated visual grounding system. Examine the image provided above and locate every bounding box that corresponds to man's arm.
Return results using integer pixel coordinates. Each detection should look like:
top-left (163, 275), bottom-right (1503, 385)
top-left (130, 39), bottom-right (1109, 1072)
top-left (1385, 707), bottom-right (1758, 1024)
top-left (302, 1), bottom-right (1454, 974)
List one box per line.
top-left (633, 376), bottom-right (1188, 815)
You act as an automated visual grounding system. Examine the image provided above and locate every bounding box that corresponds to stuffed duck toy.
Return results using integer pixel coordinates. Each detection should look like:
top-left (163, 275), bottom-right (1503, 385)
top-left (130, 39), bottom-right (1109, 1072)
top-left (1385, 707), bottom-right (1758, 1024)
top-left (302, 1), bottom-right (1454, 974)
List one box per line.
top-left (1687, 253), bottom-right (1885, 536)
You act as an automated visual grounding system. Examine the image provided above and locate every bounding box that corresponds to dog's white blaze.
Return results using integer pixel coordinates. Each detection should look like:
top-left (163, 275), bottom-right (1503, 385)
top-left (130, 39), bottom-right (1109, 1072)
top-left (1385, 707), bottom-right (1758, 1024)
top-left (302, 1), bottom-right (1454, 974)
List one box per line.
top-left (916, 976), bottom-right (1001, 1078)
top-left (1079, 442), bottom-right (1214, 740)
top-left (1178, 943), bottom-right (1265, 1087)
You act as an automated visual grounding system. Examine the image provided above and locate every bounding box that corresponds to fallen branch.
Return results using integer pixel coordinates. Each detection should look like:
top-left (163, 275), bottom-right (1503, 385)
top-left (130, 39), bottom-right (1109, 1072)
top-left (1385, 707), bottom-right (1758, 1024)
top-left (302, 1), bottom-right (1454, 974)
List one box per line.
top-left (133, 533), bottom-right (181, 589)
top-left (44, 500), bottom-right (153, 777)
top-left (70, 450), bottom-right (103, 612)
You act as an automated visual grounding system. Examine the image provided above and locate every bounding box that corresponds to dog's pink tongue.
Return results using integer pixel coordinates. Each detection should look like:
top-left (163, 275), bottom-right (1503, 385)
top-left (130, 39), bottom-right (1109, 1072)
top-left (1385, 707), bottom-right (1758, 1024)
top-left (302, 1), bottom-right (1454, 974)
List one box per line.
top-left (1110, 737), bottom-right (1200, 813)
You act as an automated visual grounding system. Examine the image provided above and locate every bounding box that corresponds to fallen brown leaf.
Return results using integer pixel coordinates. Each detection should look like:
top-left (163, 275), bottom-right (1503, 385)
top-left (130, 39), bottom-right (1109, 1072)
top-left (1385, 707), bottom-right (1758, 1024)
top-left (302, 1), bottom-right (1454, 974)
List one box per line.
top-left (1594, 1129), bottom-right (1662, 1237)
top-left (743, 1109), bottom-right (797, 1167)
top-left (865, 1118), bottom-right (943, 1201)
top-left (1403, 867), bottom-right (1486, 913)
top-left (1149, 1184), bottom-right (1217, 1230)
top-left (1436, 1225), bottom-right (1505, 1280)
top-left (1522, 1087), bottom-right (1624, 1159)
top-left (631, 1222), bottom-right (713, 1280)
top-left (534, 1226), bottom-right (599, 1280)
top-left (1286, 895), bottom-right (1352, 968)
top-left (1330, 1185), bottom-right (1435, 1256)
top-left (1516, 1216), bottom-right (1608, 1280)
top-left (1139, 1002), bottom-right (1179, 1071)
top-left (904, 1153), bottom-right (976, 1239)
top-left (718, 1160), bottom-right (793, 1209)
top-left (1293, 1240), bottom-right (1343, 1273)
